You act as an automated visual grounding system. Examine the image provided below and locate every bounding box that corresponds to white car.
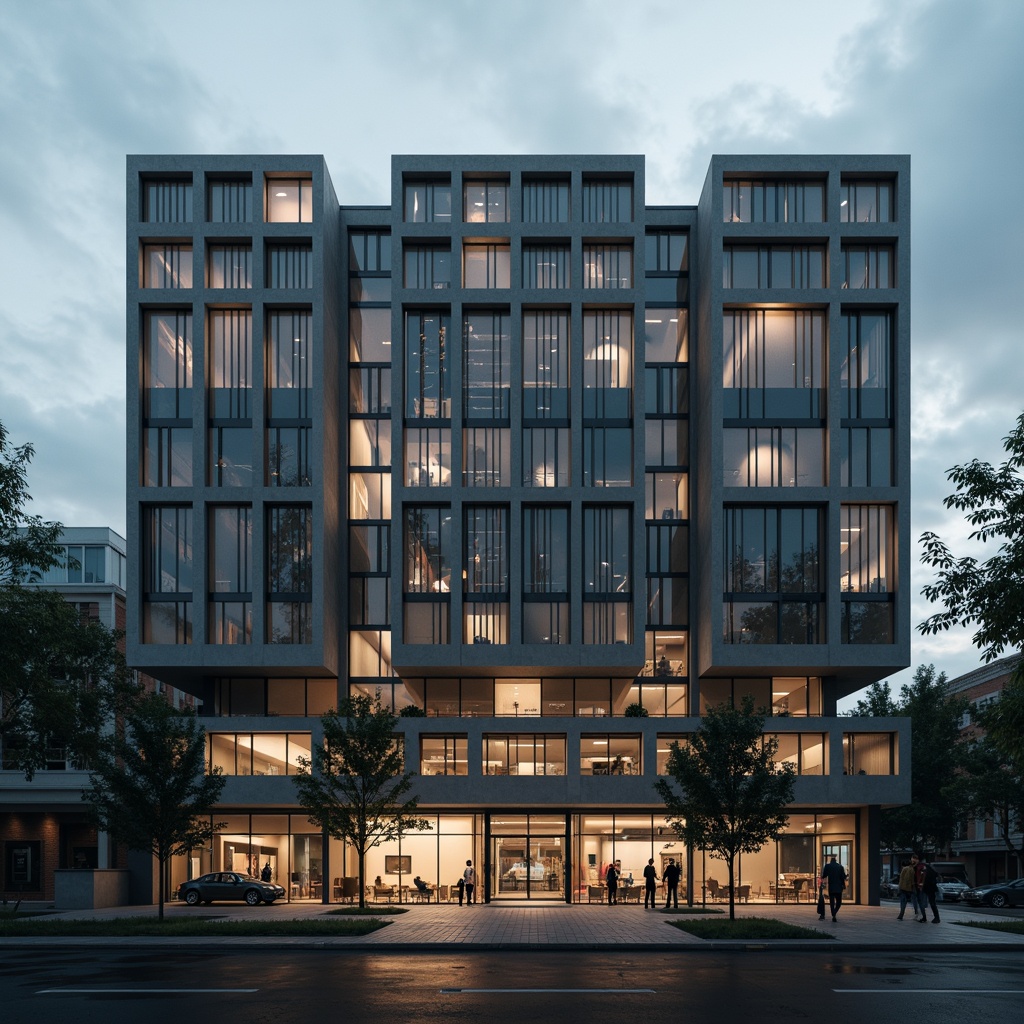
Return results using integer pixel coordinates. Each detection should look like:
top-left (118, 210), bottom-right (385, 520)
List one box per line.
top-left (935, 876), bottom-right (969, 902)
top-left (505, 861), bottom-right (546, 882)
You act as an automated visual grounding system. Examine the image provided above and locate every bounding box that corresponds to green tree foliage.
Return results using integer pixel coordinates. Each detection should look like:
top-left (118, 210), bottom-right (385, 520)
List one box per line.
top-left (0, 420), bottom-right (63, 586)
top-left (849, 664), bottom-right (969, 853)
top-left (294, 693), bottom-right (429, 908)
top-left (83, 693), bottom-right (226, 920)
top-left (919, 411), bottom-right (1024, 662)
top-left (1, 418), bottom-right (135, 778)
top-left (654, 697), bottom-right (795, 920)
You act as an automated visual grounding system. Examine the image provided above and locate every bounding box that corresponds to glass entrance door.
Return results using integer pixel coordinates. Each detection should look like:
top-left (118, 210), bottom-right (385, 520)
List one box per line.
top-left (492, 834), bottom-right (564, 899)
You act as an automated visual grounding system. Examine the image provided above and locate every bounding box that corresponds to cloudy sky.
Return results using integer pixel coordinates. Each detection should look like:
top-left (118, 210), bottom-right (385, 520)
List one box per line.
top-left (1, 0), bottom-right (1020, 696)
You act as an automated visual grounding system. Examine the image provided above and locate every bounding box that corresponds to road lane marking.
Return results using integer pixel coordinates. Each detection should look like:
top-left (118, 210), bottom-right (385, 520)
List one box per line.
top-left (37, 988), bottom-right (258, 994)
top-left (441, 988), bottom-right (656, 994)
top-left (834, 989), bottom-right (1022, 994)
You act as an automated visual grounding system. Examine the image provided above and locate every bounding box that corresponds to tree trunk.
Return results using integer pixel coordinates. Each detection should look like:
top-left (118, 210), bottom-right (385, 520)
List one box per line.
top-left (358, 851), bottom-right (366, 909)
top-left (726, 856), bottom-right (736, 920)
top-left (158, 854), bottom-right (165, 922)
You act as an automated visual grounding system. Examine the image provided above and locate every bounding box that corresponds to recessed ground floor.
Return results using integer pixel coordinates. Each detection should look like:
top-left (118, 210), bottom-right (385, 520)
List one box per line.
top-left (166, 806), bottom-right (872, 907)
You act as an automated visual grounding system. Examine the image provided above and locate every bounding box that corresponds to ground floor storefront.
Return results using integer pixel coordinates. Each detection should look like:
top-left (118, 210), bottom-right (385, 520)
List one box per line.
top-left (170, 807), bottom-right (870, 907)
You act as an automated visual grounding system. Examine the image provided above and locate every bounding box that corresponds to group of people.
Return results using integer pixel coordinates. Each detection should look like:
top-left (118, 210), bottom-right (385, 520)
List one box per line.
top-left (896, 851), bottom-right (942, 923)
top-left (605, 857), bottom-right (682, 908)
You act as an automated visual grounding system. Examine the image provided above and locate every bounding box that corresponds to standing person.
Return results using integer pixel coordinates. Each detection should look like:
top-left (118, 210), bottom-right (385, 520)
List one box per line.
top-left (663, 857), bottom-right (681, 909)
top-left (455, 875), bottom-right (465, 905)
top-left (896, 859), bottom-right (916, 919)
top-left (916, 852), bottom-right (940, 923)
top-left (261, 861), bottom-right (272, 882)
top-left (820, 854), bottom-right (847, 922)
top-left (463, 859), bottom-right (476, 905)
top-left (606, 861), bottom-right (619, 905)
top-left (643, 858), bottom-right (659, 909)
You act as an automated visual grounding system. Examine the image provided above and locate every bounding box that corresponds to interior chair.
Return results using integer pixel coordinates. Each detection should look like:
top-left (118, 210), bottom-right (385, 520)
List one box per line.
top-left (736, 883), bottom-right (751, 903)
top-left (705, 878), bottom-right (720, 902)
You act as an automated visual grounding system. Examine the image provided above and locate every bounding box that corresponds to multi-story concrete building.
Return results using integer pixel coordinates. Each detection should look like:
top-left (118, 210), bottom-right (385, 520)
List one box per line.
top-left (125, 154), bottom-right (910, 905)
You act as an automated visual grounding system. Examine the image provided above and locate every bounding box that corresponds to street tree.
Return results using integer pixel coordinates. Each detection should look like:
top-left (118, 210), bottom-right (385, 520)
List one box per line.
top-left (654, 696), bottom-right (795, 920)
top-left (1, 418), bottom-right (135, 778)
top-left (849, 664), bottom-right (969, 854)
top-left (83, 693), bottom-right (226, 920)
top-left (919, 410), bottom-right (1024, 663)
top-left (294, 693), bottom-right (429, 908)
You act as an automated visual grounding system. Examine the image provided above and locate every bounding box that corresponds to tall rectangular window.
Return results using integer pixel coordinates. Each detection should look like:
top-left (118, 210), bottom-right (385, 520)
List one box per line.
top-left (405, 312), bottom-right (450, 419)
top-left (404, 181), bottom-right (452, 223)
top-left (404, 506), bottom-right (452, 645)
top-left (522, 179), bottom-right (570, 223)
top-left (350, 232), bottom-right (392, 272)
top-left (583, 310), bottom-right (632, 418)
top-left (266, 312), bottom-right (312, 418)
top-left (523, 311), bottom-right (569, 419)
top-left (522, 244), bottom-right (570, 288)
top-left (267, 245), bottom-right (312, 288)
top-left (841, 504), bottom-right (894, 644)
top-left (463, 243), bottom-right (510, 288)
top-left (841, 180), bottom-right (893, 222)
top-left (723, 506), bottom-right (824, 644)
top-left (583, 244), bottom-right (633, 288)
top-left (523, 506), bottom-right (569, 644)
top-left (143, 506), bottom-right (192, 643)
top-left (209, 506), bottom-right (252, 644)
top-left (266, 178), bottom-right (313, 222)
top-left (463, 311), bottom-right (510, 421)
top-left (523, 428), bottom-right (569, 487)
top-left (142, 243), bottom-right (192, 288)
top-left (267, 506), bottom-right (313, 644)
top-left (583, 178), bottom-right (633, 222)
top-left (208, 179), bottom-right (252, 223)
top-left (208, 310), bottom-right (252, 487)
top-left (464, 180), bottom-right (509, 223)
top-left (143, 179), bottom-right (192, 222)
top-left (723, 179), bottom-right (824, 223)
top-left (645, 231), bottom-right (688, 273)
top-left (208, 245), bottom-right (252, 288)
top-left (144, 311), bottom-right (192, 419)
top-left (723, 310), bottom-right (825, 419)
top-left (841, 312), bottom-right (891, 418)
top-left (143, 426), bottom-right (192, 487)
top-left (464, 505), bottom-right (509, 644)
top-left (582, 506), bottom-right (632, 644)
top-left (464, 427), bottom-right (510, 487)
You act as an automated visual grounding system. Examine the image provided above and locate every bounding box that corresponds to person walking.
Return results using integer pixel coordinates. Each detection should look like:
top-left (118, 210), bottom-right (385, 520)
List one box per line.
top-left (915, 852), bottom-right (940, 923)
top-left (463, 859), bottom-right (476, 905)
top-left (663, 857), bottom-right (681, 909)
top-left (605, 861), bottom-right (619, 905)
top-left (896, 859), bottom-right (917, 919)
top-left (643, 858), bottom-right (659, 908)
top-left (820, 854), bottom-right (847, 922)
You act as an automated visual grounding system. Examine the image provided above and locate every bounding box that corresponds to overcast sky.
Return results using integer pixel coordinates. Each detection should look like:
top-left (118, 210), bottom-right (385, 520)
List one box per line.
top-left (1, 0), bottom-right (1020, 698)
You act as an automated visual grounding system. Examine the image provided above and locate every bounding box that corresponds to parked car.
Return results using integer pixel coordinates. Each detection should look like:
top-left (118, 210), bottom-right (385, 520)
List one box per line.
top-left (177, 871), bottom-right (286, 906)
top-left (935, 874), bottom-right (969, 902)
top-left (960, 877), bottom-right (1024, 909)
top-left (879, 875), bottom-right (901, 899)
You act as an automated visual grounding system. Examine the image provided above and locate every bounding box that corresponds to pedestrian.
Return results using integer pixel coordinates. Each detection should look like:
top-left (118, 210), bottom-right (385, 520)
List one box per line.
top-left (663, 857), bottom-right (681, 909)
top-left (915, 852), bottom-right (940, 923)
top-left (261, 861), bottom-right (272, 882)
top-left (896, 858), bottom-right (917, 920)
top-left (643, 858), bottom-right (658, 908)
top-left (463, 859), bottom-right (476, 905)
top-left (455, 876), bottom-right (465, 905)
top-left (606, 861), bottom-right (619, 905)
top-left (820, 854), bottom-right (847, 922)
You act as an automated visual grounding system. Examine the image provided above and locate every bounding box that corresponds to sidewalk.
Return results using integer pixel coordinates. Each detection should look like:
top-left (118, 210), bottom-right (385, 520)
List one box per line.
top-left (4, 899), bottom-right (1024, 951)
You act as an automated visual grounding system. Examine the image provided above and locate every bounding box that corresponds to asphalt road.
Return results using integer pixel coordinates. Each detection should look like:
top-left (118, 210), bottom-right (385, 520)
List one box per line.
top-left (1, 949), bottom-right (1021, 1024)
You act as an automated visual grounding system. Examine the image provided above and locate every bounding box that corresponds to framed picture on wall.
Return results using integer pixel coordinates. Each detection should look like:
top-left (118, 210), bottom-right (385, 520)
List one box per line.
top-left (385, 855), bottom-right (411, 874)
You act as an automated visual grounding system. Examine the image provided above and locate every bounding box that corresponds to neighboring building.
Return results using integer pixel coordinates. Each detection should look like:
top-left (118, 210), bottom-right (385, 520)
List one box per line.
top-left (948, 653), bottom-right (1023, 884)
top-left (126, 154), bottom-right (910, 905)
top-left (2, 529), bottom-right (126, 900)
